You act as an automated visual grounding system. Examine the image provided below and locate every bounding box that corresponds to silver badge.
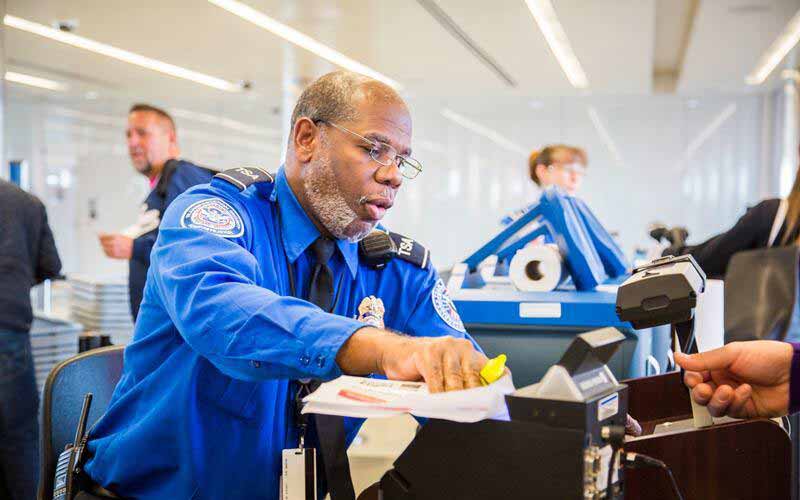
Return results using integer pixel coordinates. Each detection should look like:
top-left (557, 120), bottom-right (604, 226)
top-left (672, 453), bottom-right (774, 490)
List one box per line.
top-left (356, 296), bottom-right (386, 329)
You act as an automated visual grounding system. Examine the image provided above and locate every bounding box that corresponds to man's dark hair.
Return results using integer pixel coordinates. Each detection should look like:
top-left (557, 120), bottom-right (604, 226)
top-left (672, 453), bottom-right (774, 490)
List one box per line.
top-left (288, 70), bottom-right (404, 147)
top-left (129, 103), bottom-right (176, 131)
top-left (289, 71), bottom-right (371, 132)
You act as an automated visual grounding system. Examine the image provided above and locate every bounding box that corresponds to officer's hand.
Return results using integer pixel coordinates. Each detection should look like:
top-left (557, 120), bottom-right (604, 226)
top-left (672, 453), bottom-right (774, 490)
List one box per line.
top-left (98, 233), bottom-right (134, 260)
top-left (336, 329), bottom-right (490, 393)
top-left (379, 335), bottom-right (489, 393)
top-left (675, 341), bottom-right (793, 418)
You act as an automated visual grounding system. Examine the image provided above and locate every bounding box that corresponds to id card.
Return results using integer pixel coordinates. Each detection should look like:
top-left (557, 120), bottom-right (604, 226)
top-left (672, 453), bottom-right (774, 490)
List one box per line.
top-left (281, 448), bottom-right (316, 500)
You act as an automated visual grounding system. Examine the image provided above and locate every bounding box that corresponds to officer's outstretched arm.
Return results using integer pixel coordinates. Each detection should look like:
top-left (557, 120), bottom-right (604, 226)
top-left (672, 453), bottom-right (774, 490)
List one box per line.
top-left (336, 258), bottom-right (489, 392)
top-left (153, 187), bottom-right (490, 391)
top-left (152, 190), bottom-right (368, 382)
top-left (337, 327), bottom-right (489, 393)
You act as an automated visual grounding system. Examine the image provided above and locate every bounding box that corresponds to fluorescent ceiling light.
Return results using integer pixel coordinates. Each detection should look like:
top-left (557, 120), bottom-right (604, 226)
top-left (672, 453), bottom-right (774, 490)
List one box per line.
top-left (746, 9), bottom-right (800, 85)
top-left (523, 0), bottom-right (589, 89)
top-left (207, 0), bottom-right (401, 90)
top-left (4, 15), bottom-right (241, 92)
top-left (586, 106), bottom-right (624, 167)
top-left (441, 108), bottom-right (527, 155)
top-left (5, 71), bottom-right (66, 91)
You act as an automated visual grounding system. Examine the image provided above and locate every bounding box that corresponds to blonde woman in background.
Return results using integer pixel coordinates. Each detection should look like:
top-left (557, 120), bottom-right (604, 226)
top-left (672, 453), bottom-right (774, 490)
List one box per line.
top-left (501, 144), bottom-right (588, 226)
top-left (528, 144), bottom-right (587, 196)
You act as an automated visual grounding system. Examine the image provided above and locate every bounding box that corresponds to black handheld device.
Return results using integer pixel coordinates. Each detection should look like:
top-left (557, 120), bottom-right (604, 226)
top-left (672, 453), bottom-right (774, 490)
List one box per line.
top-left (358, 231), bottom-right (398, 269)
top-left (53, 393), bottom-right (93, 500)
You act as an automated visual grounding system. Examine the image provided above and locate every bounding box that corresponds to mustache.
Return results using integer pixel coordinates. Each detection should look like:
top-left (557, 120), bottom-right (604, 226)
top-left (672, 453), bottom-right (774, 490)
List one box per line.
top-left (358, 189), bottom-right (395, 208)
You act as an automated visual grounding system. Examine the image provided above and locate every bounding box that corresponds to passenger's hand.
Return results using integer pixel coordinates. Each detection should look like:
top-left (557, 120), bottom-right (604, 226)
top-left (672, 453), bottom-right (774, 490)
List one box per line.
top-left (99, 233), bottom-right (134, 260)
top-left (674, 341), bottom-right (793, 418)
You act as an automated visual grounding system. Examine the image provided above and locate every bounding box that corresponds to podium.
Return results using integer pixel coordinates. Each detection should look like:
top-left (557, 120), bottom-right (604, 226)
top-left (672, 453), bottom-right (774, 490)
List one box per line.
top-left (623, 371), bottom-right (790, 499)
top-left (358, 371), bottom-right (791, 500)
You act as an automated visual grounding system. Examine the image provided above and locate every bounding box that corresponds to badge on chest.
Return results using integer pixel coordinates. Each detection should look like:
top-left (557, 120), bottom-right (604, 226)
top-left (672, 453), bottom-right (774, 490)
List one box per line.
top-left (356, 296), bottom-right (385, 329)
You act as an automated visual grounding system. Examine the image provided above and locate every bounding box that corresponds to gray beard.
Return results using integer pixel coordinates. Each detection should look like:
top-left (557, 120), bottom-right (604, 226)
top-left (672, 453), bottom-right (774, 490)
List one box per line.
top-left (303, 153), bottom-right (375, 243)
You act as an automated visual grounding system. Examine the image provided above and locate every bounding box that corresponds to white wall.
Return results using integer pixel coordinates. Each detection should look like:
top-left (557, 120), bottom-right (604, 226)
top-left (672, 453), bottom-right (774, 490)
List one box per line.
top-left (7, 91), bottom-right (282, 277)
top-left (386, 93), bottom-right (768, 267)
top-left (7, 87), bottom-right (772, 277)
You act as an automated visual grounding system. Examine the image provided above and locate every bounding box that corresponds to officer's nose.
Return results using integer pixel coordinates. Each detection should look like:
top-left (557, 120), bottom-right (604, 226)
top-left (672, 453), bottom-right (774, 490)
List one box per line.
top-left (375, 161), bottom-right (403, 189)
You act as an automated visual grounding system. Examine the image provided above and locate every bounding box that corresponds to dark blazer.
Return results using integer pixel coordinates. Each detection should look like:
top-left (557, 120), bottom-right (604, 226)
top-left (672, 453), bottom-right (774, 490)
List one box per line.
top-left (0, 179), bottom-right (62, 333)
top-left (681, 199), bottom-right (798, 278)
top-left (129, 159), bottom-right (215, 319)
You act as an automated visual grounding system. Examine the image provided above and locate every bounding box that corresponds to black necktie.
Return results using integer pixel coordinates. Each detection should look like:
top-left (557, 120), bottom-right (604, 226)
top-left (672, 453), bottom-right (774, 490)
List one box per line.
top-left (308, 237), bottom-right (336, 312)
top-left (306, 237), bottom-right (355, 500)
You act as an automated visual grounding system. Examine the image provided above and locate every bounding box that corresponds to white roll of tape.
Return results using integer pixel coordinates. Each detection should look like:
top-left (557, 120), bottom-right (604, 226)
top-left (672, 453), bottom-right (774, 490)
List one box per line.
top-left (508, 244), bottom-right (566, 292)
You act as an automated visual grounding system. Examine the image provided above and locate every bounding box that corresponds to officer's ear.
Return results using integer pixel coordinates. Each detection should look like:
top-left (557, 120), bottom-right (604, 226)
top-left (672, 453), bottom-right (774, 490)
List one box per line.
top-left (292, 117), bottom-right (318, 163)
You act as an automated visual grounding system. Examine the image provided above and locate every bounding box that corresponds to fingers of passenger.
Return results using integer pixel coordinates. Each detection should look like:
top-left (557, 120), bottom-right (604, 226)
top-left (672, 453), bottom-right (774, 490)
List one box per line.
top-left (675, 347), bottom-right (737, 373)
top-left (691, 383), bottom-right (715, 405)
top-left (706, 385), bottom-right (735, 417)
top-left (684, 370), bottom-right (710, 388)
top-left (726, 384), bottom-right (753, 418)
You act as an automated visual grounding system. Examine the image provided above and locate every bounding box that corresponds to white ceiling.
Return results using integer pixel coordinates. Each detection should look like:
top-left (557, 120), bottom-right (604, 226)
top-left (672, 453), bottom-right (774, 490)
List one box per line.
top-left (679, 0), bottom-right (800, 93)
top-left (4, 0), bottom-right (799, 125)
top-left (6, 0), bottom-right (659, 100)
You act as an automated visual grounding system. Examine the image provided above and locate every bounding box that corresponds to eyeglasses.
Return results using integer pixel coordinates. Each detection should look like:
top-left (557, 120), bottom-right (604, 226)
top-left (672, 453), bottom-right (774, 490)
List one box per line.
top-left (317, 120), bottom-right (423, 179)
top-left (548, 162), bottom-right (586, 177)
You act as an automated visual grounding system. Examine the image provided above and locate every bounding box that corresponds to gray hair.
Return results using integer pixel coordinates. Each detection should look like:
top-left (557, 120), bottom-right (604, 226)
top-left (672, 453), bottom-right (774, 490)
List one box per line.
top-left (289, 70), bottom-right (405, 133)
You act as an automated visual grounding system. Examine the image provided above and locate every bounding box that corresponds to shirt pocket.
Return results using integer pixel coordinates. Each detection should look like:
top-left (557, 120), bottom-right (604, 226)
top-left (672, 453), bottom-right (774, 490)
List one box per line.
top-left (196, 366), bottom-right (261, 422)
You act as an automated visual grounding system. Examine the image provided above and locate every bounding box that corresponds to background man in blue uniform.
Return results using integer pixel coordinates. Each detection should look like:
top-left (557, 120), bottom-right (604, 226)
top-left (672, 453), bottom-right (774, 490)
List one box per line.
top-left (98, 104), bottom-right (214, 319)
top-left (82, 71), bottom-right (490, 499)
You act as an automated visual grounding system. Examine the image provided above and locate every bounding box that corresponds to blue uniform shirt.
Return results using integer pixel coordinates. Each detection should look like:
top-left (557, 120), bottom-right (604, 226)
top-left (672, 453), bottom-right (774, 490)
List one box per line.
top-left (129, 159), bottom-right (215, 318)
top-left (85, 167), bottom-right (477, 499)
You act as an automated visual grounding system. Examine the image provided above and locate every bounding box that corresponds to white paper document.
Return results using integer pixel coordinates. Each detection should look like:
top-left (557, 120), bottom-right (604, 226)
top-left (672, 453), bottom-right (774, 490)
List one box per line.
top-left (302, 375), bottom-right (515, 423)
top-left (120, 208), bottom-right (161, 239)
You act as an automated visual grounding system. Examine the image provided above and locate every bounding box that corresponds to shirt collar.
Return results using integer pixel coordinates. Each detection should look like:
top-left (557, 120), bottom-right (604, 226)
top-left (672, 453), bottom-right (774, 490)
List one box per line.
top-left (148, 174), bottom-right (161, 190)
top-left (271, 168), bottom-right (359, 278)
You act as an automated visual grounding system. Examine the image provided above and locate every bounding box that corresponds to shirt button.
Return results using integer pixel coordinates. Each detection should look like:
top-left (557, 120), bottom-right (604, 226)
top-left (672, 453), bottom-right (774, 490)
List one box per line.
top-left (250, 360), bottom-right (261, 368)
top-left (316, 355), bottom-right (326, 368)
top-left (300, 355), bottom-right (311, 366)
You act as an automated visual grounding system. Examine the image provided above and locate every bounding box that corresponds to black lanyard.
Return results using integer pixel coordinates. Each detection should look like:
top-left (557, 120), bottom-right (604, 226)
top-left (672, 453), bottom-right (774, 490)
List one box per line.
top-left (275, 199), bottom-right (344, 442)
top-left (275, 198), bottom-right (358, 500)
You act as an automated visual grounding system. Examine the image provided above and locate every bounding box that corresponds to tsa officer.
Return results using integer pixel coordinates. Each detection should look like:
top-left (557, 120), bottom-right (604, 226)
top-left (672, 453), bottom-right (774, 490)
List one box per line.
top-left (81, 71), bottom-right (490, 500)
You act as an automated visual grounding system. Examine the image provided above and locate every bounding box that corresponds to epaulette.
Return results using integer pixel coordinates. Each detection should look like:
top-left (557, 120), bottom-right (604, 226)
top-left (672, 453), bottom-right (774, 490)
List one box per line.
top-left (214, 166), bottom-right (274, 191)
top-left (389, 232), bottom-right (430, 269)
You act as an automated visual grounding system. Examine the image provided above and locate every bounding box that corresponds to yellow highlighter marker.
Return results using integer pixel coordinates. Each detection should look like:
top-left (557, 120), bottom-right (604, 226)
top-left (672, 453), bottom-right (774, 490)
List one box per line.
top-left (480, 354), bottom-right (507, 386)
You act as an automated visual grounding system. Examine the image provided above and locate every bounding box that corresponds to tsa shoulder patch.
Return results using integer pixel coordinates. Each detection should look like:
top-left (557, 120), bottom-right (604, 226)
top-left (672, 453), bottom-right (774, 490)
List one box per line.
top-left (214, 166), bottom-right (274, 191)
top-left (431, 278), bottom-right (466, 333)
top-left (389, 232), bottom-right (430, 268)
top-left (180, 198), bottom-right (244, 238)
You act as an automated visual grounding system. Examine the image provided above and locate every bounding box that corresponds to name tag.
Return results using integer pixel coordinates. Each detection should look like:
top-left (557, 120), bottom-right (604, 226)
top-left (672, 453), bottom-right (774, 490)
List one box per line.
top-left (281, 448), bottom-right (316, 500)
